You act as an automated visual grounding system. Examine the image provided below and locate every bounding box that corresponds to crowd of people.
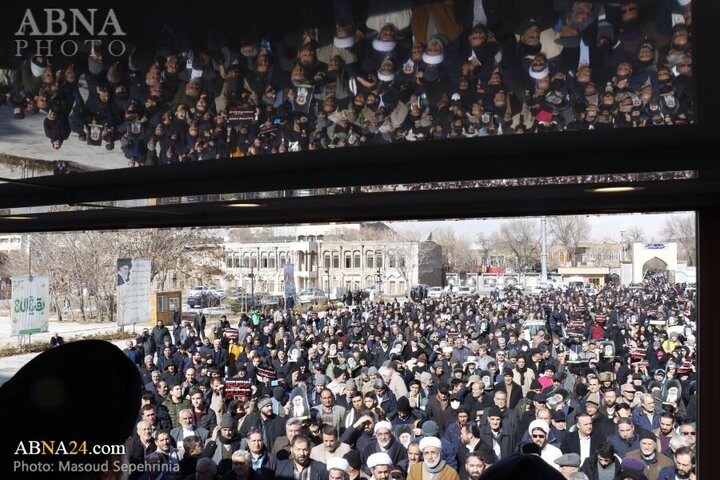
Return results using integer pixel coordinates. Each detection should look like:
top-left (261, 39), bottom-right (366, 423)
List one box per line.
top-left (123, 279), bottom-right (698, 480)
top-left (0, 0), bottom-right (694, 167)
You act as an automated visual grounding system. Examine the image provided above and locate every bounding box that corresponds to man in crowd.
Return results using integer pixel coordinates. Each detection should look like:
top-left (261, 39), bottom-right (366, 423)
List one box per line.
top-left (275, 436), bottom-right (329, 480)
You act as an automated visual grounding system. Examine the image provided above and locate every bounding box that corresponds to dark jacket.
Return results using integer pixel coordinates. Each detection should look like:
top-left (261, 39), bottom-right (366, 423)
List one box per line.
top-left (222, 466), bottom-right (266, 480)
top-left (252, 451), bottom-right (279, 480)
top-left (275, 459), bottom-right (329, 480)
top-left (151, 326), bottom-right (172, 352)
top-left (211, 348), bottom-right (229, 371)
top-left (193, 406), bottom-right (218, 432)
top-left (478, 425), bottom-right (516, 460)
top-left (238, 412), bottom-right (286, 450)
top-left (339, 425), bottom-right (374, 452)
top-left (657, 466), bottom-right (680, 480)
top-left (361, 437), bottom-right (407, 473)
top-left (426, 395), bottom-right (456, 434)
top-left (377, 390), bottom-right (399, 420)
top-left (457, 438), bottom-right (497, 480)
top-left (607, 432), bottom-right (640, 458)
top-left (579, 454), bottom-right (622, 480)
top-left (495, 382), bottom-right (523, 410)
top-left (559, 430), bottom-right (603, 457)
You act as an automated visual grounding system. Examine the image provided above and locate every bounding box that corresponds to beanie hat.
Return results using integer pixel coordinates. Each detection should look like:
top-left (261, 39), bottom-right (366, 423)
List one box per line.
top-left (344, 450), bottom-right (362, 469)
top-left (397, 396), bottom-right (411, 413)
top-left (487, 406), bottom-right (503, 418)
top-left (639, 430), bottom-right (657, 443)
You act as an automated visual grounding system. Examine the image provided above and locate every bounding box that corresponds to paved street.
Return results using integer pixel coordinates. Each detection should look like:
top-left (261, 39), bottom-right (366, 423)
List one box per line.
top-left (0, 307), bottom-right (234, 385)
top-left (0, 105), bottom-right (128, 176)
top-left (0, 316), bottom-right (144, 385)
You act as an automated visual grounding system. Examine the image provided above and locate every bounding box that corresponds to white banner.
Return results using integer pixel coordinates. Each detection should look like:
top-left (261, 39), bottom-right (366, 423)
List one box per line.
top-left (117, 258), bottom-right (152, 326)
top-left (284, 263), bottom-right (296, 304)
top-left (11, 276), bottom-right (50, 336)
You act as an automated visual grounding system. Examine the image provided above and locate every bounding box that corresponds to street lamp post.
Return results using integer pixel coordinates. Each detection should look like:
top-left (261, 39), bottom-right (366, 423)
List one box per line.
top-left (248, 265), bottom-right (255, 307)
top-left (325, 267), bottom-right (330, 302)
top-left (376, 268), bottom-right (382, 296)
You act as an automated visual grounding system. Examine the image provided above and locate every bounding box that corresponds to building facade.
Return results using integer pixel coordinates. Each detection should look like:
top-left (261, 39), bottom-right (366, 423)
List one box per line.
top-left (222, 224), bottom-right (443, 297)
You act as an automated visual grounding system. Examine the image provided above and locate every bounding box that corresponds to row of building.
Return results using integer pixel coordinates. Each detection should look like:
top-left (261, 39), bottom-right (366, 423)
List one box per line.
top-left (0, 226), bottom-right (694, 300)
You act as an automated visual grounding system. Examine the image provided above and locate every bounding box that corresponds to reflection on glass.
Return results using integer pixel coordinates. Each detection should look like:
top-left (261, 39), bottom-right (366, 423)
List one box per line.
top-left (0, 1), bottom-right (694, 181)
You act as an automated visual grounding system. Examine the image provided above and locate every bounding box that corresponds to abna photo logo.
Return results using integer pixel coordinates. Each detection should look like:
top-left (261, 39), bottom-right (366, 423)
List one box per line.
top-left (14, 9), bottom-right (127, 58)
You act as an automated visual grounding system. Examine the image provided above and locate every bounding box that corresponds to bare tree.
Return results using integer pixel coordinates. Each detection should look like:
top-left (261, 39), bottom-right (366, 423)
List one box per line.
top-left (432, 228), bottom-right (476, 272)
top-left (121, 228), bottom-right (223, 291)
top-left (395, 239), bottom-right (443, 293)
top-left (493, 219), bottom-right (541, 272)
top-left (624, 225), bottom-right (646, 243)
top-left (7, 229), bottom-right (222, 323)
top-left (661, 214), bottom-right (696, 266)
top-left (548, 216), bottom-right (591, 267)
top-left (474, 233), bottom-right (491, 270)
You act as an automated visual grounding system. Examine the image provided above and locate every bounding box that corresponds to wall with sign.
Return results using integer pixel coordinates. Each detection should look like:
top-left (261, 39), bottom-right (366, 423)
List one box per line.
top-left (631, 242), bottom-right (678, 283)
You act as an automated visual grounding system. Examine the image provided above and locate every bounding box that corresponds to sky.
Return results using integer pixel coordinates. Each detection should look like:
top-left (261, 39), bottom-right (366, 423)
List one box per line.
top-left (387, 212), bottom-right (695, 243)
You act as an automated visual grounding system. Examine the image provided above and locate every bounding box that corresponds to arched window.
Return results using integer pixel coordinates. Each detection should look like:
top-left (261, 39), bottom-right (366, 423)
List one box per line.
top-left (250, 252), bottom-right (258, 268)
top-left (345, 252), bottom-right (352, 269)
top-left (261, 252), bottom-right (268, 268)
top-left (268, 253), bottom-right (276, 269)
top-left (332, 252), bottom-right (340, 269)
top-left (324, 252), bottom-right (331, 268)
top-left (354, 251), bottom-right (361, 269)
top-left (279, 252), bottom-right (286, 267)
top-left (366, 251), bottom-right (374, 269)
top-left (388, 251), bottom-right (396, 268)
top-left (297, 252), bottom-right (305, 271)
top-left (375, 251), bottom-right (383, 268)
top-left (243, 253), bottom-right (250, 268)
top-left (233, 254), bottom-right (240, 268)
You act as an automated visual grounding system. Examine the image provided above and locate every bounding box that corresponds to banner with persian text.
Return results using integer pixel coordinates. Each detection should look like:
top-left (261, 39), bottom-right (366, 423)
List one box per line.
top-left (11, 276), bottom-right (49, 336)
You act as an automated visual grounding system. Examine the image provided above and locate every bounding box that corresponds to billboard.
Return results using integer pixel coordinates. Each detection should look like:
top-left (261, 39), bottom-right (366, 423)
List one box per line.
top-left (11, 275), bottom-right (49, 336)
top-left (116, 258), bottom-right (151, 326)
top-left (283, 263), bottom-right (296, 305)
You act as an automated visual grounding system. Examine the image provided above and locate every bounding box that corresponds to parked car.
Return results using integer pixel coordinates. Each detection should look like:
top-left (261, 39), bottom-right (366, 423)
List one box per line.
top-left (208, 286), bottom-right (226, 299)
top-left (187, 291), bottom-right (221, 308)
top-left (427, 287), bottom-right (443, 299)
top-left (233, 293), bottom-right (268, 309)
top-left (298, 289), bottom-right (327, 304)
top-left (454, 286), bottom-right (475, 297)
top-left (189, 285), bottom-right (210, 296)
